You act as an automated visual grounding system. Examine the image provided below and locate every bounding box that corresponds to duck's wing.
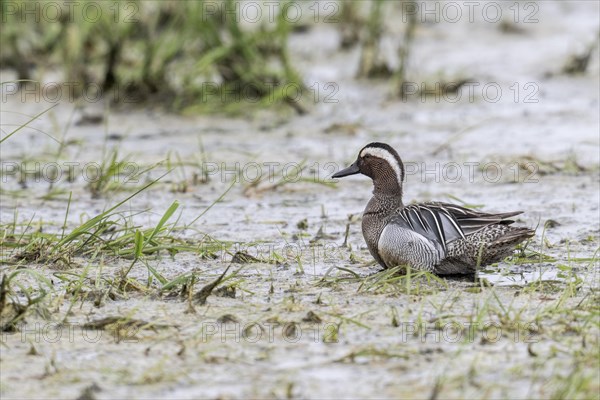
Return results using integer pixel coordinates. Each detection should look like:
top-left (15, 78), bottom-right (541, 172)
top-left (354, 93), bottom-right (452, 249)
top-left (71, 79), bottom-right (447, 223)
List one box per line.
top-left (394, 204), bottom-right (465, 252)
top-left (395, 202), bottom-right (523, 250)
top-left (422, 202), bottom-right (522, 235)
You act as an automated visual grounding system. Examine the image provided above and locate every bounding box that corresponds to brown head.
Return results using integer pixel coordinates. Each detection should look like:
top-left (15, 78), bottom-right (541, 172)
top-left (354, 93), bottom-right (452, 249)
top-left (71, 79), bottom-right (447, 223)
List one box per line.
top-left (332, 142), bottom-right (405, 197)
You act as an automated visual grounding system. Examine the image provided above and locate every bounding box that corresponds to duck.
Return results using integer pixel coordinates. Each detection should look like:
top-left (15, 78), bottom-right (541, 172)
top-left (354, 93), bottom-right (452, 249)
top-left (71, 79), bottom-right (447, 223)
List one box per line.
top-left (332, 142), bottom-right (535, 275)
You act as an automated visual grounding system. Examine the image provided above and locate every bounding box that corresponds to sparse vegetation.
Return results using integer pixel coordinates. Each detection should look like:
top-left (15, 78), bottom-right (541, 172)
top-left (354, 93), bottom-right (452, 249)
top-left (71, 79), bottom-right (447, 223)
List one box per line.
top-left (1, 1), bottom-right (599, 399)
top-left (1, 0), bottom-right (305, 113)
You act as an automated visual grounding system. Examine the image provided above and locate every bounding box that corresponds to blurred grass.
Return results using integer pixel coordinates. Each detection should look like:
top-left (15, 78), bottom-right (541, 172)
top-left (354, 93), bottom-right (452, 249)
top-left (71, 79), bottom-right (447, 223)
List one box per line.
top-left (1, 0), bottom-right (428, 113)
top-left (0, 0), bottom-right (305, 113)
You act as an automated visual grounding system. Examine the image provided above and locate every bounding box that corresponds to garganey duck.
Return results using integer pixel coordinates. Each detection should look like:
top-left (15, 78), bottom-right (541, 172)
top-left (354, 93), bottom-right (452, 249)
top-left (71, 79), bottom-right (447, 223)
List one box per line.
top-left (333, 142), bottom-right (535, 275)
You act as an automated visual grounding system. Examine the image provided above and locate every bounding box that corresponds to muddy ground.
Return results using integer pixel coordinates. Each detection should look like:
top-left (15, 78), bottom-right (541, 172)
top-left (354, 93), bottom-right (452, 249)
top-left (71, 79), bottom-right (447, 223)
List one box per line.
top-left (1, 2), bottom-right (599, 399)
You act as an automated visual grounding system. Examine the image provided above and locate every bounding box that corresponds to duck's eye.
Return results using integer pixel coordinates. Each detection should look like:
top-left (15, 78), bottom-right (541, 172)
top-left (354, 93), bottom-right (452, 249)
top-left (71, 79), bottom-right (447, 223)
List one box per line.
top-left (363, 154), bottom-right (371, 159)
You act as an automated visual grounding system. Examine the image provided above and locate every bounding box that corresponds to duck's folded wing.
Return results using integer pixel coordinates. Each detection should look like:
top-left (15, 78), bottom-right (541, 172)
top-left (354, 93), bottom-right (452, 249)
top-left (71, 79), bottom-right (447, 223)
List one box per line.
top-left (395, 204), bottom-right (465, 251)
top-left (422, 202), bottom-right (522, 236)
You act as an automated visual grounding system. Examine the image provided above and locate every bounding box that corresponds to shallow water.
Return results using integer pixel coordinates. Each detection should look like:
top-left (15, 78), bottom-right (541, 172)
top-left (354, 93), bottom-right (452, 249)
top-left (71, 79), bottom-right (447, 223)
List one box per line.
top-left (1, 1), bottom-right (599, 399)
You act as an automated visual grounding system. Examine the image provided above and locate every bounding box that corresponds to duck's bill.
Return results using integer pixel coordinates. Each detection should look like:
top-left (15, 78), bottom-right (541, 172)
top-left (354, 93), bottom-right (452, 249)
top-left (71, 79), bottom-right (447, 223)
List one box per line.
top-left (332, 161), bottom-right (360, 178)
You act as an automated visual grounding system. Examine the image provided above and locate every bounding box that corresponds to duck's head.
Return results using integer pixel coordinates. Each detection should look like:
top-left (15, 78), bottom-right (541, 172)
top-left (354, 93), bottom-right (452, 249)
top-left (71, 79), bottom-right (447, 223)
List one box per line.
top-left (332, 142), bottom-right (405, 196)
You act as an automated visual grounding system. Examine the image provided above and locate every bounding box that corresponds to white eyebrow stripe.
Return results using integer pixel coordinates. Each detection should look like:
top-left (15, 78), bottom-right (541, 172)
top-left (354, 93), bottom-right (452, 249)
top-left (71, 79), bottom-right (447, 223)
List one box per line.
top-left (359, 147), bottom-right (403, 184)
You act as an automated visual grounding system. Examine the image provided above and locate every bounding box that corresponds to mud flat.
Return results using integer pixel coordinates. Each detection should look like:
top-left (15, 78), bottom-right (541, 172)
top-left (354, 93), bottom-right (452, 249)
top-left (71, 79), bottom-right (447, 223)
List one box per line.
top-left (1, 2), bottom-right (599, 399)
